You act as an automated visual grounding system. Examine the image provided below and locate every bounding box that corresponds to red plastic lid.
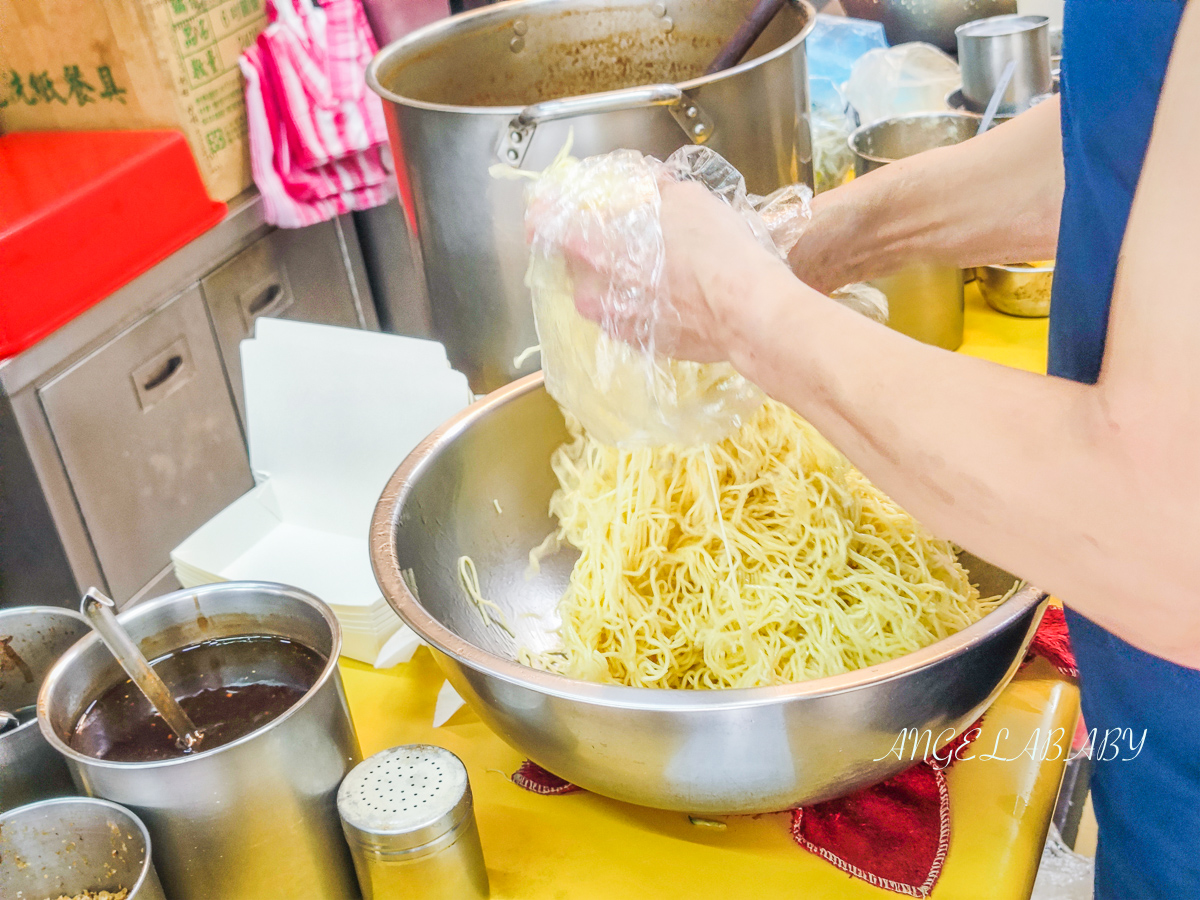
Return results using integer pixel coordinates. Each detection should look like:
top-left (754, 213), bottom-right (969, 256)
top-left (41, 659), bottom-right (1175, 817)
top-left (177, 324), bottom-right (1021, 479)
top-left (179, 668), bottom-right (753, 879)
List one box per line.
top-left (0, 131), bottom-right (227, 360)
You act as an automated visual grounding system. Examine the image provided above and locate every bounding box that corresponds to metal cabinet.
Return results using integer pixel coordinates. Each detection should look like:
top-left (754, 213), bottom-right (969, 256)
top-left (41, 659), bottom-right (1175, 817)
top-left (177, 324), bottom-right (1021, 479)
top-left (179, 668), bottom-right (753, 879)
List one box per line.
top-left (352, 198), bottom-right (433, 339)
top-left (38, 287), bottom-right (253, 601)
top-left (0, 193), bottom-right (379, 610)
top-left (202, 219), bottom-right (377, 421)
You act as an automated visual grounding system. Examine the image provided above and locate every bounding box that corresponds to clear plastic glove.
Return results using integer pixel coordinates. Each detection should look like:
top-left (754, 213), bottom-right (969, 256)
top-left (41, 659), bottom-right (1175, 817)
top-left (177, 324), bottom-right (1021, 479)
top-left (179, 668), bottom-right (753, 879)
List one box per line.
top-left (521, 146), bottom-right (886, 447)
top-left (523, 146), bottom-right (776, 447)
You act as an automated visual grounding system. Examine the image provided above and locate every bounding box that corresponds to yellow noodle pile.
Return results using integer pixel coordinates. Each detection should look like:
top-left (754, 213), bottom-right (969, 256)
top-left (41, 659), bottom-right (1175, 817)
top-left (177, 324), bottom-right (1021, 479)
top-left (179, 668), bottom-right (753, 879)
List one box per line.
top-left (524, 401), bottom-right (999, 689)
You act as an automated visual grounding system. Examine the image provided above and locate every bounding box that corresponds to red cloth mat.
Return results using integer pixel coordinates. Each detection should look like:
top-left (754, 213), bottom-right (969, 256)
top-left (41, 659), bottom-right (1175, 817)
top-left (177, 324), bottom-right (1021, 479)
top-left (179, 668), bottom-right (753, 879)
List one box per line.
top-left (512, 605), bottom-right (1076, 897)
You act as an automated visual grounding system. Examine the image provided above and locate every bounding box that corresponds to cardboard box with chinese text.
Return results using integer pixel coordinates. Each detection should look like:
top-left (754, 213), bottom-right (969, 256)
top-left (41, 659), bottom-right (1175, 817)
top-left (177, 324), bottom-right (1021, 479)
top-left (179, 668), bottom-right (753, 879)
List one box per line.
top-left (0, 0), bottom-right (266, 201)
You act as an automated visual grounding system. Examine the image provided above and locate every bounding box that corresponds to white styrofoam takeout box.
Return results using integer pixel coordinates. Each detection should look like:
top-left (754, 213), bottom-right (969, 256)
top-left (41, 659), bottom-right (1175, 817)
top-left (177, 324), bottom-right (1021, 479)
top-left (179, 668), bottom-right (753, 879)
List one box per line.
top-left (172, 318), bottom-right (472, 665)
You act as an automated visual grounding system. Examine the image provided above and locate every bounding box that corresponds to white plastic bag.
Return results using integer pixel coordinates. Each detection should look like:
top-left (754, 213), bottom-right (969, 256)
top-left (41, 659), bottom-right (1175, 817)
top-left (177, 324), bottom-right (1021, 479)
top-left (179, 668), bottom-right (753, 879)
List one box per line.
top-left (807, 14), bottom-right (889, 191)
top-left (844, 43), bottom-right (961, 126)
top-left (1030, 826), bottom-right (1095, 900)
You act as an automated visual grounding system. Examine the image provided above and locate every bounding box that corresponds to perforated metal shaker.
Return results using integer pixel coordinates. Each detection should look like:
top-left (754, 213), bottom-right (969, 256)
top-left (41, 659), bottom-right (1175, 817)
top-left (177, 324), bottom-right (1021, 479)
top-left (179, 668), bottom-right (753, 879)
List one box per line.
top-left (338, 744), bottom-right (490, 899)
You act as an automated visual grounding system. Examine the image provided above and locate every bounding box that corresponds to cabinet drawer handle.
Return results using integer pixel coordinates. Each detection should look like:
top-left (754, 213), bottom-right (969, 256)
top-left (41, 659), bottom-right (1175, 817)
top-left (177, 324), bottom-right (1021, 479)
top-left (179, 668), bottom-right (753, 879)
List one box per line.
top-left (142, 354), bottom-right (184, 392)
top-left (131, 337), bottom-right (194, 411)
top-left (246, 283), bottom-right (287, 317)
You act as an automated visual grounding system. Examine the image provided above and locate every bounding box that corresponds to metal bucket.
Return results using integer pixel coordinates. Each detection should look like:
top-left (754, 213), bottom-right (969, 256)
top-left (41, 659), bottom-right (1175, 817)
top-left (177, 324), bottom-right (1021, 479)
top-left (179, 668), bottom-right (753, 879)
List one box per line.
top-left (849, 113), bottom-right (978, 351)
top-left (368, 0), bottom-right (816, 392)
top-left (0, 606), bottom-right (91, 813)
top-left (0, 797), bottom-right (166, 899)
top-left (956, 14), bottom-right (1052, 114)
top-left (38, 582), bottom-right (363, 900)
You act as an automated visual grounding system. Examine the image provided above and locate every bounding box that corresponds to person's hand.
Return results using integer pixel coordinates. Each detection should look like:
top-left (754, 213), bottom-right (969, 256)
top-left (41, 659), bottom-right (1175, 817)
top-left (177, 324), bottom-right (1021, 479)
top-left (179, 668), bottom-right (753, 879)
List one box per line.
top-left (567, 178), bottom-right (785, 364)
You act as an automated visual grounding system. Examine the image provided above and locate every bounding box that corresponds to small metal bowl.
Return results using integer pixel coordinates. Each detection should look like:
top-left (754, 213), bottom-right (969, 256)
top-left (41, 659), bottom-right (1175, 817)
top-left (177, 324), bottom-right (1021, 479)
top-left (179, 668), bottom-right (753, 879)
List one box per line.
top-left (0, 797), bottom-right (166, 899)
top-left (977, 261), bottom-right (1055, 317)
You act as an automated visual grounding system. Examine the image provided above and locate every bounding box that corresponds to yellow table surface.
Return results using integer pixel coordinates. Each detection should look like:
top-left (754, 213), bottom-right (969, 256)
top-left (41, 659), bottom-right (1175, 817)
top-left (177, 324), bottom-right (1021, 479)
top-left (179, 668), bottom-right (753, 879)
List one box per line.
top-left (961, 279), bottom-right (1049, 375)
top-left (339, 283), bottom-right (1073, 900)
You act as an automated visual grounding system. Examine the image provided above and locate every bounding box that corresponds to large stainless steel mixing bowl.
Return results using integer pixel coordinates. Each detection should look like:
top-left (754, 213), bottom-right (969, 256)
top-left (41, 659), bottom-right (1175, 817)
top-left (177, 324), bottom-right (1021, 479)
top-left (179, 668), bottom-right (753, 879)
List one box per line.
top-left (370, 374), bottom-right (1048, 814)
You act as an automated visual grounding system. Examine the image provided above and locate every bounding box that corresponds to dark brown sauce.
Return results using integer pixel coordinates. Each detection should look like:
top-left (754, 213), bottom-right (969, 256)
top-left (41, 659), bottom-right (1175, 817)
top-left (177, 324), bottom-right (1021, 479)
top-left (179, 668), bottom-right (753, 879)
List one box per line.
top-left (461, 35), bottom-right (724, 107)
top-left (69, 635), bottom-right (326, 763)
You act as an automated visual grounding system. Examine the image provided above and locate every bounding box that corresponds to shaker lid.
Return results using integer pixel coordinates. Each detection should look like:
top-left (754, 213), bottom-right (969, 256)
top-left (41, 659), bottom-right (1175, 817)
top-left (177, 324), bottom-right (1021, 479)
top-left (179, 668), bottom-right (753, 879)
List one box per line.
top-left (338, 744), bottom-right (473, 852)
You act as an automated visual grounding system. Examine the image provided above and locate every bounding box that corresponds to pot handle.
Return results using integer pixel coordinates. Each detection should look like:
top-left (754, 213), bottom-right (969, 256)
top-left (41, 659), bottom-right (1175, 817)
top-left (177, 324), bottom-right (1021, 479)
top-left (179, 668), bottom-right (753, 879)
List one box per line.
top-left (515, 84), bottom-right (683, 126)
top-left (497, 84), bottom-right (715, 166)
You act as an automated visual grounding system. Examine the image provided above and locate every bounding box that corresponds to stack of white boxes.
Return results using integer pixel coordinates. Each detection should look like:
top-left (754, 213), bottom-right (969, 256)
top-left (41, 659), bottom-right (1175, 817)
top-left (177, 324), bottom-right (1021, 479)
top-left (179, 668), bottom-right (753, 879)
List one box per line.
top-left (172, 318), bottom-right (472, 665)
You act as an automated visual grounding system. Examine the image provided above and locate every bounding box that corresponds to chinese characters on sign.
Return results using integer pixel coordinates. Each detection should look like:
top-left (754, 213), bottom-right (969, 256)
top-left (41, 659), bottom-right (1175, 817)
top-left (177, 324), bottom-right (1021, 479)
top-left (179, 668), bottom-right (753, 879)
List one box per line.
top-left (0, 65), bottom-right (127, 108)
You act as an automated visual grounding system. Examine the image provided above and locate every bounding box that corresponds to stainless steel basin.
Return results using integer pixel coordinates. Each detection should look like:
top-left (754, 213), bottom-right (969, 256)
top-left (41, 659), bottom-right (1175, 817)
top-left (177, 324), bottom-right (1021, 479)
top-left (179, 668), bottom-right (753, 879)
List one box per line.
top-left (0, 797), bottom-right (166, 899)
top-left (370, 373), bottom-right (1047, 814)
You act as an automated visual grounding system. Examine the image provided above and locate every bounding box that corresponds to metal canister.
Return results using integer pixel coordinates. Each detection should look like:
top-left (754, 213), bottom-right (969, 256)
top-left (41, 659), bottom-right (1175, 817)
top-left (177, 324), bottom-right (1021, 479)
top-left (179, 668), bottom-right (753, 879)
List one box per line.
top-left (0, 606), bottom-right (91, 813)
top-left (849, 113), bottom-right (979, 350)
top-left (339, 745), bottom-right (490, 900)
top-left (37, 582), bottom-right (363, 900)
top-left (956, 14), bottom-right (1053, 114)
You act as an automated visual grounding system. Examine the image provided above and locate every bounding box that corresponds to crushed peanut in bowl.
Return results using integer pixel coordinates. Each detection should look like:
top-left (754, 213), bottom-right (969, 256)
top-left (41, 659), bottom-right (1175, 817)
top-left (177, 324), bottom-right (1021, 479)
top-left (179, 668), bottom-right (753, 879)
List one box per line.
top-left (50, 890), bottom-right (128, 900)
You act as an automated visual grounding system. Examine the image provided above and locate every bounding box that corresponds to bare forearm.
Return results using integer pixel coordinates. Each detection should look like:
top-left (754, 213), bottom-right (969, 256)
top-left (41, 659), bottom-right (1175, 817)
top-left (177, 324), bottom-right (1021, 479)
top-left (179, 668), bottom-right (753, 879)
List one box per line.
top-left (715, 261), bottom-right (1200, 667)
top-left (793, 99), bottom-right (1065, 292)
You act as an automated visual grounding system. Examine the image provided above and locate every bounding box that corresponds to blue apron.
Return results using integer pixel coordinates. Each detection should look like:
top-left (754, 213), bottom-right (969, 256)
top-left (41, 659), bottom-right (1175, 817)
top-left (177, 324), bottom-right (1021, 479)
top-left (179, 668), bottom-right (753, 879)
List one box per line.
top-left (1053, 3), bottom-right (1200, 896)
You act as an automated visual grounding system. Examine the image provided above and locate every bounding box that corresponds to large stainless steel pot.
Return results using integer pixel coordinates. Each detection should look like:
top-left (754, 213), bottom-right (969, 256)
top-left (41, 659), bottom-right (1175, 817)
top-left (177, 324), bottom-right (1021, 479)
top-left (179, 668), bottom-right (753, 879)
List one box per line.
top-left (38, 582), bottom-right (363, 900)
top-left (0, 606), bottom-right (91, 813)
top-left (370, 374), bottom-right (1049, 814)
top-left (367, 0), bottom-right (816, 392)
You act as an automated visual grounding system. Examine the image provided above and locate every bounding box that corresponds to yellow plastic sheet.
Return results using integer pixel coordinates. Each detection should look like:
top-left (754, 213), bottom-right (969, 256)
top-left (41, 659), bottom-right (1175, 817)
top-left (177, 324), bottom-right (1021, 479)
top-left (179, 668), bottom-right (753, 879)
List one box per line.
top-left (340, 652), bottom-right (1076, 900)
top-left (962, 279), bottom-right (1050, 374)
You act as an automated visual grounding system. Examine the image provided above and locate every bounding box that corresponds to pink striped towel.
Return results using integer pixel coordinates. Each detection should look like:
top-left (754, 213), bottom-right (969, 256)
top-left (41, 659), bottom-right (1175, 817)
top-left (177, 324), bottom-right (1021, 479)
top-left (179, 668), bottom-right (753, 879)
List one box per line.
top-left (241, 0), bottom-right (393, 228)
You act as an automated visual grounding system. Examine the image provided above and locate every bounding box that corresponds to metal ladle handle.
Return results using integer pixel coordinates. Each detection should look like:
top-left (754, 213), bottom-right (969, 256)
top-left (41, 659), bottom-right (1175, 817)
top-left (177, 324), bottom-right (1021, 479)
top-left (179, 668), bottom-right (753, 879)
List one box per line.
top-left (705, 0), bottom-right (786, 75)
top-left (81, 588), bottom-right (204, 751)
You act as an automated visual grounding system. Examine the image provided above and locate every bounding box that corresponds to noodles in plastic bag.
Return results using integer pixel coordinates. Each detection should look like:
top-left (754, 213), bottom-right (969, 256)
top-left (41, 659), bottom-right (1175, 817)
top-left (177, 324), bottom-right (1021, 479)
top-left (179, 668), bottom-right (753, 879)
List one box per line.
top-left (520, 145), bottom-right (775, 447)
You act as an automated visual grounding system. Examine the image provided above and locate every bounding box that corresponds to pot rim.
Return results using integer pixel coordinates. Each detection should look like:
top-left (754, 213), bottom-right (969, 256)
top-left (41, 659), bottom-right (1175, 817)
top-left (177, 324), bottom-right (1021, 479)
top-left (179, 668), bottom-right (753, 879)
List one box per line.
top-left (370, 372), bottom-right (1049, 712)
top-left (36, 582), bottom-right (343, 771)
top-left (366, 0), bottom-right (817, 116)
top-left (0, 796), bottom-right (158, 895)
